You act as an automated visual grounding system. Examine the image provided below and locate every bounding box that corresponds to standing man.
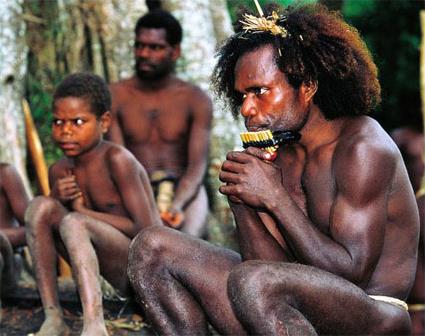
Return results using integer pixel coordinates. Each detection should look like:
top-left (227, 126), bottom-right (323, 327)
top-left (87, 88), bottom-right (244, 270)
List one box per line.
top-left (109, 9), bottom-right (212, 238)
top-left (127, 4), bottom-right (419, 335)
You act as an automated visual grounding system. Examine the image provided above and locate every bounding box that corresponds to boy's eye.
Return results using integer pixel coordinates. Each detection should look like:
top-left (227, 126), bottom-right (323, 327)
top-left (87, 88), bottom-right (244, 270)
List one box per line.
top-left (53, 119), bottom-right (63, 126)
top-left (74, 119), bottom-right (84, 126)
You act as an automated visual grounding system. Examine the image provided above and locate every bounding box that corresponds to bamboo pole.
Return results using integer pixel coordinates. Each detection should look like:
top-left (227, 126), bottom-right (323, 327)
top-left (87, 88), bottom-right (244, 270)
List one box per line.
top-left (418, 11), bottom-right (425, 196)
top-left (23, 99), bottom-right (72, 278)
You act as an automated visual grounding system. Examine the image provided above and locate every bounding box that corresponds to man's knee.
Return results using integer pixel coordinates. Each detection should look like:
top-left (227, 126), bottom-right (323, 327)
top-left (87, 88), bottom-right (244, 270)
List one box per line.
top-left (128, 226), bottom-right (171, 279)
top-left (228, 260), bottom-right (272, 295)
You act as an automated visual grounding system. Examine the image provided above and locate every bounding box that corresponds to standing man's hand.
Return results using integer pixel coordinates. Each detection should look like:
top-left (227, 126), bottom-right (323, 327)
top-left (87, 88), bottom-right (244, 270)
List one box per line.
top-left (219, 147), bottom-right (283, 208)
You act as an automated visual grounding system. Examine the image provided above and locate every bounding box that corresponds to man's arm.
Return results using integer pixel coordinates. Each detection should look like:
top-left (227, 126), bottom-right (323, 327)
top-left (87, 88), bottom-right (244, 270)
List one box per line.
top-left (0, 164), bottom-right (29, 246)
top-left (73, 147), bottom-right (161, 238)
top-left (108, 84), bottom-right (126, 145)
top-left (220, 143), bottom-right (397, 286)
top-left (1, 164), bottom-right (29, 225)
top-left (171, 88), bottom-right (212, 214)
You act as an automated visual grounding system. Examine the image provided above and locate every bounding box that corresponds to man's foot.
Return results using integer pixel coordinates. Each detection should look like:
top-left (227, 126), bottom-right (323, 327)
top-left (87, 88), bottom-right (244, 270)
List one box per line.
top-left (36, 314), bottom-right (71, 336)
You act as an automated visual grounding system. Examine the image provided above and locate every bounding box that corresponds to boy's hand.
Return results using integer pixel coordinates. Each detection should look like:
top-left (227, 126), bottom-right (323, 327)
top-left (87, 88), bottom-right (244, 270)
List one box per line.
top-left (71, 192), bottom-right (85, 211)
top-left (50, 170), bottom-right (82, 204)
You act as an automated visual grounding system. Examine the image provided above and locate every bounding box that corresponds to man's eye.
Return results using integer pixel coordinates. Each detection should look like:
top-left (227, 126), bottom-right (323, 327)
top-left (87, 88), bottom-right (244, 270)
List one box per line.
top-left (242, 93), bottom-right (247, 100)
top-left (255, 88), bottom-right (268, 95)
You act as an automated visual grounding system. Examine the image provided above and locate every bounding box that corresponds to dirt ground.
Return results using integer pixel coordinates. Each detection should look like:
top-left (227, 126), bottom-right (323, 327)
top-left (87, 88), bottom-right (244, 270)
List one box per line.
top-left (0, 273), bottom-right (154, 336)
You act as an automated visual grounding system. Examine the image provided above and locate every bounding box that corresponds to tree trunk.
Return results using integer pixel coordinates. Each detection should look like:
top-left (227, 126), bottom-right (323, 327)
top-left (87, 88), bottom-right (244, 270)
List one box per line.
top-left (0, 0), bottom-right (30, 191)
top-left (23, 0), bottom-right (147, 176)
top-left (162, 0), bottom-right (241, 247)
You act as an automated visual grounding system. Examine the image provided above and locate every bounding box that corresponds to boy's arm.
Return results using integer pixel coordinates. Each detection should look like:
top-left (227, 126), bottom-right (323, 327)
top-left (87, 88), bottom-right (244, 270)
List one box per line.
top-left (73, 147), bottom-right (160, 238)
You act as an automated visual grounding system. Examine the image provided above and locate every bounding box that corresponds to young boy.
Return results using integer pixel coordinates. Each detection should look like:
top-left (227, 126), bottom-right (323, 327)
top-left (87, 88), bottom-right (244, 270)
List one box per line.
top-left (0, 162), bottom-right (29, 318)
top-left (25, 73), bottom-right (161, 336)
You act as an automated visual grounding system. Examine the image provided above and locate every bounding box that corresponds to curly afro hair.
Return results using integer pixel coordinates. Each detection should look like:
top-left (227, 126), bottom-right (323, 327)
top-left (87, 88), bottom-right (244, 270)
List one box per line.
top-left (53, 72), bottom-right (111, 118)
top-left (212, 3), bottom-right (381, 120)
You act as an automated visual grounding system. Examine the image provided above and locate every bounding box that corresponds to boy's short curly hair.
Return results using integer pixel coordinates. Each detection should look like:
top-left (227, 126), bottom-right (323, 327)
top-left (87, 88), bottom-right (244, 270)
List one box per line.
top-left (212, 3), bottom-right (381, 120)
top-left (53, 72), bottom-right (111, 118)
top-left (134, 9), bottom-right (182, 46)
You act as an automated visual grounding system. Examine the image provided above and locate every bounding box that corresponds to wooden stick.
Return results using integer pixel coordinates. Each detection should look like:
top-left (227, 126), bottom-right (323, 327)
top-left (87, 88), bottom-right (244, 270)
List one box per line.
top-left (23, 99), bottom-right (72, 278)
top-left (253, 0), bottom-right (264, 17)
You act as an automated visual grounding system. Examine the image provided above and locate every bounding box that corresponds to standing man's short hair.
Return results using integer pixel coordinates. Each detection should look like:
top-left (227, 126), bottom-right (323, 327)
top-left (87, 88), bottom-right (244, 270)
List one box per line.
top-left (134, 9), bottom-right (183, 46)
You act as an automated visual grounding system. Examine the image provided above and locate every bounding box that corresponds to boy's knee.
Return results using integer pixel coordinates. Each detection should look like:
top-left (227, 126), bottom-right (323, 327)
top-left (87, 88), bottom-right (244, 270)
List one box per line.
top-left (25, 196), bottom-right (60, 227)
top-left (59, 212), bottom-right (86, 235)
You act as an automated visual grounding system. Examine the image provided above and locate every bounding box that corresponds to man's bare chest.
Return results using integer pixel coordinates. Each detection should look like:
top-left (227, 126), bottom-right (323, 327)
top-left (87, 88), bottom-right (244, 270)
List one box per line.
top-left (118, 102), bottom-right (191, 143)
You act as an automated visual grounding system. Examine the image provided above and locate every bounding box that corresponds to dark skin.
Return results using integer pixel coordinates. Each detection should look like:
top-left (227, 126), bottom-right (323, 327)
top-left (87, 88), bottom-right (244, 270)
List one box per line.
top-left (109, 27), bottom-right (212, 237)
top-left (128, 44), bottom-right (419, 335)
top-left (0, 163), bottom-right (29, 317)
top-left (391, 127), bottom-right (425, 336)
top-left (25, 96), bottom-right (161, 336)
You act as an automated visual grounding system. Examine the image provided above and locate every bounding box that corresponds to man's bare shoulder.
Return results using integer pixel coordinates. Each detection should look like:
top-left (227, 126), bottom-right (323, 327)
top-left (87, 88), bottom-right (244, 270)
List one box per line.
top-left (173, 78), bottom-right (211, 102)
top-left (109, 77), bottom-right (139, 97)
top-left (334, 117), bottom-right (400, 193)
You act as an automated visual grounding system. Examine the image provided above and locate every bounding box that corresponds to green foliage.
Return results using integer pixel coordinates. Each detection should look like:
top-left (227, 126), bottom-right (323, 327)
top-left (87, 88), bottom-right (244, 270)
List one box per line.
top-left (343, 0), bottom-right (423, 131)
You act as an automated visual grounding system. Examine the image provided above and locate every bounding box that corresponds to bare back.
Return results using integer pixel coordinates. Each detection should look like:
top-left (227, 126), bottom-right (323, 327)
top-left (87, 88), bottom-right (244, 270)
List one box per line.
top-left (110, 77), bottom-right (208, 177)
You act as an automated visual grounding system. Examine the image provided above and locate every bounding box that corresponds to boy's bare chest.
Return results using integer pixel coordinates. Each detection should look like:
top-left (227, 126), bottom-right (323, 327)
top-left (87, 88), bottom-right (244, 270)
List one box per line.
top-left (72, 164), bottom-right (121, 211)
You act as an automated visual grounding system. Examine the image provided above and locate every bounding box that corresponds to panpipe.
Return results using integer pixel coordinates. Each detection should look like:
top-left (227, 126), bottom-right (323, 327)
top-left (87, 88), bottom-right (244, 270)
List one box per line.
top-left (240, 129), bottom-right (301, 161)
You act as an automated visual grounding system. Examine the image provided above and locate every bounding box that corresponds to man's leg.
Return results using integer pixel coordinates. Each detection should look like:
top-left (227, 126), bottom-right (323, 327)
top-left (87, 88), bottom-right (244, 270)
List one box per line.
top-left (228, 261), bottom-right (411, 335)
top-left (59, 212), bottom-right (131, 336)
top-left (25, 196), bottom-right (70, 336)
top-left (127, 226), bottom-right (245, 335)
top-left (181, 185), bottom-right (209, 238)
top-left (0, 232), bottom-right (15, 322)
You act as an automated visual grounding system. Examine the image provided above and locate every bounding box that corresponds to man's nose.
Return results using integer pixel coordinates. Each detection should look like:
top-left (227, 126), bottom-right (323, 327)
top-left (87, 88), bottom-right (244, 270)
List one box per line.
top-left (240, 94), bottom-right (258, 118)
top-left (136, 46), bottom-right (150, 58)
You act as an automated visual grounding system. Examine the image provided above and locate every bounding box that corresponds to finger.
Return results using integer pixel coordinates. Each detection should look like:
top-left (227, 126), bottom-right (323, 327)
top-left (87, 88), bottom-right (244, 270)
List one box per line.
top-left (221, 160), bottom-right (246, 174)
top-left (225, 150), bottom-right (253, 163)
top-left (219, 171), bottom-right (241, 184)
top-left (219, 183), bottom-right (239, 196)
top-left (69, 191), bottom-right (83, 200)
top-left (244, 147), bottom-right (273, 161)
top-left (58, 176), bottom-right (76, 184)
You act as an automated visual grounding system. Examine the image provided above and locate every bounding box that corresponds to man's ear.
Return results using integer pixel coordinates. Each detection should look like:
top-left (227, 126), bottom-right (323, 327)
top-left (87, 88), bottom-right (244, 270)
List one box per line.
top-left (300, 80), bottom-right (318, 103)
top-left (171, 45), bottom-right (181, 61)
top-left (100, 111), bottom-right (111, 133)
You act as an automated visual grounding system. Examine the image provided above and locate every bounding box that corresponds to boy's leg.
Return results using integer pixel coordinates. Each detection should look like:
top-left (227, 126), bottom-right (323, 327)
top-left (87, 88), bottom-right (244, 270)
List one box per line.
top-left (58, 212), bottom-right (132, 336)
top-left (0, 232), bottom-right (15, 322)
top-left (127, 226), bottom-right (245, 335)
top-left (228, 260), bottom-right (411, 335)
top-left (25, 196), bottom-right (70, 336)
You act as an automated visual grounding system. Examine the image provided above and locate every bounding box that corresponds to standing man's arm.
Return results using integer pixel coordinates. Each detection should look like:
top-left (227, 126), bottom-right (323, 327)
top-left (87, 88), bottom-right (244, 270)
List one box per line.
top-left (108, 84), bottom-right (126, 146)
top-left (170, 88), bottom-right (212, 216)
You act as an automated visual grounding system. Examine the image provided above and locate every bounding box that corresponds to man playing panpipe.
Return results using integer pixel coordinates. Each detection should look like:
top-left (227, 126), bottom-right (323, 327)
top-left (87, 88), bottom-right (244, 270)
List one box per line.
top-left (127, 3), bottom-right (419, 335)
